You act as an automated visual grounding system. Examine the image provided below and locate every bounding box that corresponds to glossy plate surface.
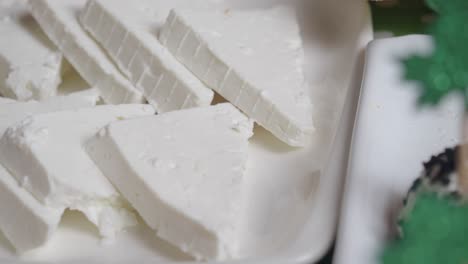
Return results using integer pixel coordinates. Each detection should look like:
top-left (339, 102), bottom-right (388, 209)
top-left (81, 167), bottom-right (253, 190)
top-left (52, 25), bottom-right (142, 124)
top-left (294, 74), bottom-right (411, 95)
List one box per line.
top-left (0, 0), bottom-right (372, 263)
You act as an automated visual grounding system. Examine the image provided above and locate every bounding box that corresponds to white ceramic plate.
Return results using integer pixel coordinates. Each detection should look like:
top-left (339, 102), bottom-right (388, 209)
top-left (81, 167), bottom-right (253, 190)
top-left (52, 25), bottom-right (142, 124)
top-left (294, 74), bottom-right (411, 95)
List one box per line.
top-left (333, 35), bottom-right (463, 264)
top-left (0, 0), bottom-right (372, 263)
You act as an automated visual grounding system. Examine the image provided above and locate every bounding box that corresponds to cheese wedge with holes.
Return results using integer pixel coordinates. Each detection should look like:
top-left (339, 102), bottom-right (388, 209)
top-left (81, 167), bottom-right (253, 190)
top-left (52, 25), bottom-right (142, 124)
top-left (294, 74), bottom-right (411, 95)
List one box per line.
top-left (0, 93), bottom-right (98, 252)
top-left (80, 0), bottom-right (214, 112)
top-left (28, 0), bottom-right (144, 104)
top-left (0, 1), bottom-right (63, 101)
top-left (86, 103), bottom-right (253, 260)
top-left (0, 105), bottom-right (155, 239)
top-left (160, 7), bottom-right (314, 146)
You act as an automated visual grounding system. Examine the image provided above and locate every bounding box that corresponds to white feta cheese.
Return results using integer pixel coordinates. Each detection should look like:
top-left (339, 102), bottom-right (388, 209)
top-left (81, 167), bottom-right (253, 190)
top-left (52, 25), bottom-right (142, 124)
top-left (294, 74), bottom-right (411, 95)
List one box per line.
top-left (159, 7), bottom-right (314, 146)
top-left (57, 64), bottom-right (102, 101)
top-left (0, 97), bottom-right (16, 104)
top-left (0, 93), bottom-right (97, 252)
top-left (80, 0), bottom-right (214, 112)
top-left (0, 93), bottom-right (99, 133)
top-left (86, 103), bottom-right (253, 260)
top-left (28, 0), bottom-right (145, 104)
top-left (0, 165), bottom-right (63, 252)
top-left (0, 1), bottom-right (63, 101)
top-left (60, 87), bottom-right (100, 105)
top-left (0, 104), bottom-right (155, 239)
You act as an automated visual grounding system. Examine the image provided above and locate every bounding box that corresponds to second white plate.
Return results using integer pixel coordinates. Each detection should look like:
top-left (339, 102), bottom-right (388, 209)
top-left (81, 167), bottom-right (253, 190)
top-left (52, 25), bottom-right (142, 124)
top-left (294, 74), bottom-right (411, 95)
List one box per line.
top-left (333, 35), bottom-right (463, 264)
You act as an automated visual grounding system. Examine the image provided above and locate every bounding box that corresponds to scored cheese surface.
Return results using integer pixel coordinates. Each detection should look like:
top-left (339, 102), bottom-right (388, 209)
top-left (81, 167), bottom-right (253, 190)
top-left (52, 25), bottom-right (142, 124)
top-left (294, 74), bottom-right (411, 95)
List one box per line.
top-left (28, 0), bottom-right (144, 104)
top-left (80, 0), bottom-right (215, 113)
top-left (0, 0), bottom-right (63, 101)
top-left (87, 103), bottom-right (253, 260)
top-left (0, 104), bottom-right (155, 240)
top-left (159, 7), bottom-right (314, 147)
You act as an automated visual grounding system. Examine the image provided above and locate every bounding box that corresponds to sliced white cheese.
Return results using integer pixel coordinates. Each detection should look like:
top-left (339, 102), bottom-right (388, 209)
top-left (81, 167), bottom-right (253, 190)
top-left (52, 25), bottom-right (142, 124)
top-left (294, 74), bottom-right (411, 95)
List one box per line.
top-left (61, 87), bottom-right (100, 105)
top-left (0, 104), bottom-right (155, 239)
top-left (87, 103), bottom-right (253, 260)
top-left (0, 0), bottom-right (63, 101)
top-left (0, 97), bottom-right (16, 104)
top-left (28, 0), bottom-right (144, 104)
top-left (58, 64), bottom-right (94, 95)
top-left (80, 0), bottom-right (214, 112)
top-left (56, 65), bottom-right (103, 103)
top-left (0, 165), bottom-right (63, 252)
top-left (0, 93), bottom-right (98, 133)
top-left (159, 7), bottom-right (314, 146)
top-left (0, 93), bottom-right (97, 252)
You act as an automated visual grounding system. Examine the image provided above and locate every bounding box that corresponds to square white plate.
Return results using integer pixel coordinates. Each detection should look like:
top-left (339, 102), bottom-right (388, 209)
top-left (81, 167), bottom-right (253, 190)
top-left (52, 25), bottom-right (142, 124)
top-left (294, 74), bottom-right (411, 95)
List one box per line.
top-left (333, 35), bottom-right (463, 264)
top-left (0, 0), bottom-right (372, 263)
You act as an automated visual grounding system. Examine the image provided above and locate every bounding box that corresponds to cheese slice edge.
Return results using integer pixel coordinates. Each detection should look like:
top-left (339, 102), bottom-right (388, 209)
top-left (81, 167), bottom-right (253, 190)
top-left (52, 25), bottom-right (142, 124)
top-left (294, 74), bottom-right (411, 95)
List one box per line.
top-left (159, 8), bottom-right (314, 146)
top-left (87, 103), bottom-right (253, 260)
top-left (79, 0), bottom-right (214, 113)
top-left (28, 0), bottom-right (144, 104)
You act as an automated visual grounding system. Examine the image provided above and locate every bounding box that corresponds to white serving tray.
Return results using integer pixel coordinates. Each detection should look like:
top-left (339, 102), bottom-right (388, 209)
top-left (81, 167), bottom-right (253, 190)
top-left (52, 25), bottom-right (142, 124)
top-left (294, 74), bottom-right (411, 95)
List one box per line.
top-left (0, 0), bottom-right (372, 263)
top-left (333, 35), bottom-right (463, 264)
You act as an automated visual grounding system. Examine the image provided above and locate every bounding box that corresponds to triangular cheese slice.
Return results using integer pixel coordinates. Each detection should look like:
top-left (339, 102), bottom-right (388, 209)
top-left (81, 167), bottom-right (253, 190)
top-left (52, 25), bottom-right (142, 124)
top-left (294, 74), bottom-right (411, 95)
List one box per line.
top-left (0, 165), bottom-right (63, 252)
top-left (80, 0), bottom-right (215, 112)
top-left (86, 103), bottom-right (253, 260)
top-left (0, 94), bottom-right (97, 252)
top-left (159, 7), bottom-right (314, 146)
top-left (28, 0), bottom-right (144, 104)
top-left (0, 105), bottom-right (155, 240)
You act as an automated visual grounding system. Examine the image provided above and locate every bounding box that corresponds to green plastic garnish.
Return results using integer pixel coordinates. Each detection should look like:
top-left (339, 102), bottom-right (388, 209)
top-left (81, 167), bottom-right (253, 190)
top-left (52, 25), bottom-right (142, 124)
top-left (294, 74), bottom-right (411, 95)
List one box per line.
top-left (403, 0), bottom-right (468, 107)
top-left (383, 1), bottom-right (468, 263)
top-left (382, 193), bottom-right (468, 264)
